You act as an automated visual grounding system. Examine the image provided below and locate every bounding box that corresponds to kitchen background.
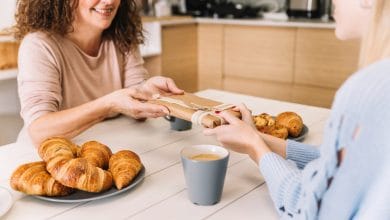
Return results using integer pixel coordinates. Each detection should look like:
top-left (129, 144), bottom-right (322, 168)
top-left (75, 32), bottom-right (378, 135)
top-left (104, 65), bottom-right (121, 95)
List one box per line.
top-left (0, 0), bottom-right (359, 145)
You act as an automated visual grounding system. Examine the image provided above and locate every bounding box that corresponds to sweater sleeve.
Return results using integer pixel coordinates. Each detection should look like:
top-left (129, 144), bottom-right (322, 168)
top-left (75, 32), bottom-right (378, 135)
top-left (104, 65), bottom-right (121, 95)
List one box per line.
top-left (259, 152), bottom-right (304, 216)
top-left (286, 140), bottom-right (320, 169)
top-left (17, 34), bottom-right (62, 126)
top-left (123, 46), bottom-right (148, 88)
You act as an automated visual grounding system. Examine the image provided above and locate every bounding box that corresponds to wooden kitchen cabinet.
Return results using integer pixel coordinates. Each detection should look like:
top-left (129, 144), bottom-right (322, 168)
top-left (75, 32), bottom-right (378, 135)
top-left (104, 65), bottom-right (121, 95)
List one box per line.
top-left (294, 28), bottom-right (360, 89)
top-left (224, 25), bottom-right (295, 84)
top-left (222, 25), bottom-right (295, 102)
top-left (224, 76), bottom-right (293, 102)
top-left (197, 25), bottom-right (359, 107)
top-left (291, 84), bottom-right (337, 108)
top-left (161, 24), bottom-right (198, 92)
top-left (198, 24), bottom-right (224, 90)
top-left (143, 24), bottom-right (198, 92)
top-left (144, 56), bottom-right (162, 77)
top-left (145, 21), bottom-right (359, 108)
top-left (291, 28), bottom-right (360, 107)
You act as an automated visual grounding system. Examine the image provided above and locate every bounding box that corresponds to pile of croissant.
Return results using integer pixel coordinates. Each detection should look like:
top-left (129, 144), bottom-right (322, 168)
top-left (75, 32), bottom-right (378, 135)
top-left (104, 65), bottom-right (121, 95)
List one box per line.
top-left (10, 137), bottom-right (143, 197)
top-left (253, 112), bottom-right (304, 139)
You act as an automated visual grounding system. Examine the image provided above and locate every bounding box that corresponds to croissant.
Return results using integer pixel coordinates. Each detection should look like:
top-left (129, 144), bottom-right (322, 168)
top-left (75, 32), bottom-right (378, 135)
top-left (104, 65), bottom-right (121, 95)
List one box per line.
top-left (253, 113), bottom-right (275, 129)
top-left (80, 141), bottom-right (112, 169)
top-left (266, 124), bottom-right (289, 139)
top-left (39, 137), bottom-right (113, 193)
top-left (10, 161), bottom-right (74, 196)
top-left (276, 112), bottom-right (303, 137)
top-left (38, 137), bottom-right (79, 161)
top-left (109, 150), bottom-right (142, 190)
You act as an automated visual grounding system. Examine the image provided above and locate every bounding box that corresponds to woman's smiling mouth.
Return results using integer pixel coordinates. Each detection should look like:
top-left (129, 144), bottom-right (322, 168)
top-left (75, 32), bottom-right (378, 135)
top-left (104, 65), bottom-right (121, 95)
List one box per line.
top-left (92, 7), bottom-right (114, 16)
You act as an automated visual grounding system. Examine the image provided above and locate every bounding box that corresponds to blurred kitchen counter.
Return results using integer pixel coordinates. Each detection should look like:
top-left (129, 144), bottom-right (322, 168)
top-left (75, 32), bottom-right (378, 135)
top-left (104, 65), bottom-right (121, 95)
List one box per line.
top-left (142, 15), bottom-right (335, 29)
top-left (142, 16), bottom-right (196, 26)
top-left (196, 17), bottom-right (335, 29)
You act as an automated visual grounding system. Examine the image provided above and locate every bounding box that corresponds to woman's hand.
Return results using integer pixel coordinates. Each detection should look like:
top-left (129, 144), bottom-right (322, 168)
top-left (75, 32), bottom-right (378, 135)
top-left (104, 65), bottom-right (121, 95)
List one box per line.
top-left (104, 87), bottom-right (169, 119)
top-left (203, 104), bottom-right (271, 163)
top-left (103, 76), bottom-right (183, 120)
top-left (139, 76), bottom-right (184, 98)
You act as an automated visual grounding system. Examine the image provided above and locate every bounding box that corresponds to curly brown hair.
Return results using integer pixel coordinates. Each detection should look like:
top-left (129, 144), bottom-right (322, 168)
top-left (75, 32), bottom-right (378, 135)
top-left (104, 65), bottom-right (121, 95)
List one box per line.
top-left (14, 0), bottom-right (144, 54)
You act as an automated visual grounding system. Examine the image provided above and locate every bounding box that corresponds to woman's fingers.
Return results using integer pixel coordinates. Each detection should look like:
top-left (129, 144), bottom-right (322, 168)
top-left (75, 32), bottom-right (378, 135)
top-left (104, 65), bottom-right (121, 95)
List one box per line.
top-left (203, 127), bottom-right (219, 136)
top-left (146, 76), bottom-right (184, 96)
top-left (165, 78), bottom-right (184, 94)
top-left (134, 102), bottom-right (169, 116)
top-left (145, 103), bottom-right (169, 115)
top-left (203, 126), bottom-right (230, 145)
top-left (136, 111), bottom-right (166, 119)
top-left (236, 103), bottom-right (253, 123)
top-left (231, 104), bottom-right (253, 124)
top-left (219, 111), bottom-right (241, 125)
top-left (127, 87), bottom-right (151, 100)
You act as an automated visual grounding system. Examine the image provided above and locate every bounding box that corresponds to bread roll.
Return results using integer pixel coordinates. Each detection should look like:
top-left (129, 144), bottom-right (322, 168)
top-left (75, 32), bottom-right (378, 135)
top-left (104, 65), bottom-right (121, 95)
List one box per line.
top-left (253, 113), bottom-right (288, 139)
top-left (267, 124), bottom-right (289, 139)
top-left (39, 137), bottom-right (113, 193)
top-left (109, 150), bottom-right (142, 190)
top-left (275, 112), bottom-right (303, 137)
top-left (10, 161), bottom-right (74, 196)
top-left (80, 141), bottom-right (112, 169)
top-left (253, 113), bottom-right (275, 131)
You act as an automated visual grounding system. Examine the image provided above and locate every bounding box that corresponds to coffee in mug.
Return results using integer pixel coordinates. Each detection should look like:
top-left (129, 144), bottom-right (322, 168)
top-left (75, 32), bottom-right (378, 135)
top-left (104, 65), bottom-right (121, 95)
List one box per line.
top-left (190, 154), bottom-right (221, 161)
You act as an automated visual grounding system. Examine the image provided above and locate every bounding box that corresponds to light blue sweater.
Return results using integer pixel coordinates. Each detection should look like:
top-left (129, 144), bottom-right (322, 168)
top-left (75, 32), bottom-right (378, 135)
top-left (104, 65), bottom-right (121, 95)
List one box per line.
top-left (259, 59), bottom-right (390, 219)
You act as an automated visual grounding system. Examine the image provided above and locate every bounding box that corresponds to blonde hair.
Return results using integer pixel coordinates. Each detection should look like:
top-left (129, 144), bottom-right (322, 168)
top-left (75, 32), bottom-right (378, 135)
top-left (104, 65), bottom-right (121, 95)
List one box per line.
top-left (359, 0), bottom-right (390, 67)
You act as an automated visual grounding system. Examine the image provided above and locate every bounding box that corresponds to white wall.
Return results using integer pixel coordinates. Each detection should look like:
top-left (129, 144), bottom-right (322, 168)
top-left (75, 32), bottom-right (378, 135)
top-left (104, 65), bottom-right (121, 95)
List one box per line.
top-left (0, 0), bottom-right (17, 30)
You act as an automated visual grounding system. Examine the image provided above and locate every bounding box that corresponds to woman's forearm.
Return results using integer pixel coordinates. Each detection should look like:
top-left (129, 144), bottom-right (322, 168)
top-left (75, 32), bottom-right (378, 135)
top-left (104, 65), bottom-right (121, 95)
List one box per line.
top-left (258, 133), bottom-right (288, 158)
top-left (28, 96), bottom-right (112, 147)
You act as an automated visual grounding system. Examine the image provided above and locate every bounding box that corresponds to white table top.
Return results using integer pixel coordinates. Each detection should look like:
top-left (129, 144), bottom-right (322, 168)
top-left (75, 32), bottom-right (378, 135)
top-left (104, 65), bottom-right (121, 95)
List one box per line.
top-left (0, 89), bottom-right (330, 220)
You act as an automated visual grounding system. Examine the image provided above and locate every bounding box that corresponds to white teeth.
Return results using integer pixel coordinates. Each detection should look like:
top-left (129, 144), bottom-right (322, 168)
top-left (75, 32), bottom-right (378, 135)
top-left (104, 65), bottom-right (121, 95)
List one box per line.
top-left (94, 8), bottom-right (113, 15)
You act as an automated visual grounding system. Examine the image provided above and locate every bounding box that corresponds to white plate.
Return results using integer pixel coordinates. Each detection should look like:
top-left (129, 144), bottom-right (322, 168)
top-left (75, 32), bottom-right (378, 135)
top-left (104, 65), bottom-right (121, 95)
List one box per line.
top-left (34, 166), bottom-right (145, 203)
top-left (0, 186), bottom-right (13, 217)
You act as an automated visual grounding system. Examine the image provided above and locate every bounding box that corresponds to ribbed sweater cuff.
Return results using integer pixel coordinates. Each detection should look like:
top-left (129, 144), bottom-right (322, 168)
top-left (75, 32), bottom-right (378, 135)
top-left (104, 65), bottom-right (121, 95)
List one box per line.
top-left (286, 140), bottom-right (320, 169)
top-left (260, 152), bottom-right (298, 187)
top-left (259, 152), bottom-right (302, 213)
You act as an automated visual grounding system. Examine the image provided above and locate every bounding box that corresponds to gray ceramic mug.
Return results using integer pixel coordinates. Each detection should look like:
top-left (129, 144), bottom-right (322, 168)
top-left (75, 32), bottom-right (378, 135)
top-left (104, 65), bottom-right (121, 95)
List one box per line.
top-left (181, 145), bottom-right (229, 206)
top-left (164, 116), bottom-right (192, 131)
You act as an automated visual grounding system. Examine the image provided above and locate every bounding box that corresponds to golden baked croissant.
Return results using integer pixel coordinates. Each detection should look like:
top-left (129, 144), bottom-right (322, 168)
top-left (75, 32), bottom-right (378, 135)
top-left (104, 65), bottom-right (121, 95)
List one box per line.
top-left (109, 150), bottom-right (142, 190)
top-left (39, 137), bottom-right (79, 161)
top-left (39, 137), bottom-right (113, 193)
top-left (253, 113), bottom-right (275, 133)
top-left (253, 113), bottom-right (275, 129)
top-left (80, 141), bottom-right (112, 169)
top-left (266, 124), bottom-right (289, 139)
top-left (253, 113), bottom-right (289, 139)
top-left (276, 112), bottom-right (303, 137)
top-left (10, 161), bottom-right (74, 196)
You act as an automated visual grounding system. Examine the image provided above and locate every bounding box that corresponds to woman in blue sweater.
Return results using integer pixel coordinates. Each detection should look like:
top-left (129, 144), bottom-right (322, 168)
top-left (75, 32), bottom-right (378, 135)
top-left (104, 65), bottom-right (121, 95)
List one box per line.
top-left (204, 0), bottom-right (390, 219)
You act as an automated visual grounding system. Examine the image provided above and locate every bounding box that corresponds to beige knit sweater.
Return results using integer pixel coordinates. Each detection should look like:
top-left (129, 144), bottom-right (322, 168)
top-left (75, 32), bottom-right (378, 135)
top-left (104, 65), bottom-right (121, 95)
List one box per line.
top-left (17, 32), bottom-right (148, 126)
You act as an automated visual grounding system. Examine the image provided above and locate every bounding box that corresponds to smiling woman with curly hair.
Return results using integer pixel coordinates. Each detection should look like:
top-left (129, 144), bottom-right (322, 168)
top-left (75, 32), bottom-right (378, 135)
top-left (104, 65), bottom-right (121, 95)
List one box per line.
top-left (14, 0), bottom-right (143, 53)
top-left (15, 0), bottom-right (183, 147)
